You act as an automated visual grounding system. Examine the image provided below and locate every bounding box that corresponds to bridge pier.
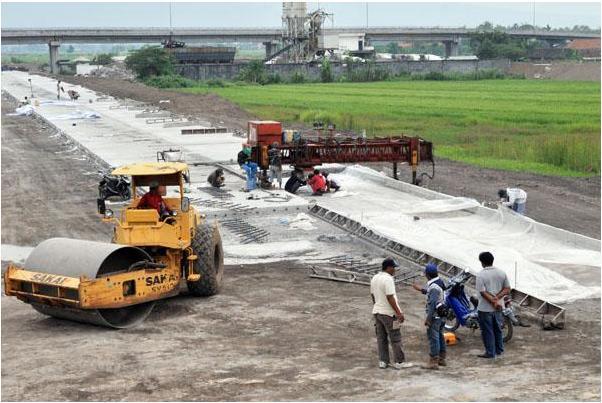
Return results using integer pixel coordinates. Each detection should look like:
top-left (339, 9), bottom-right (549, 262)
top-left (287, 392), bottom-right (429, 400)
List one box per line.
top-left (48, 40), bottom-right (60, 74)
top-left (443, 40), bottom-right (459, 58)
top-left (263, 41), bottom-right (277, 60)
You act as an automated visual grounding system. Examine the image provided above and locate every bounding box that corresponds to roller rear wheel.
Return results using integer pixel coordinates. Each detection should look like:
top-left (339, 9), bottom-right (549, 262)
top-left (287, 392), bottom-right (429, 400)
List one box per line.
top-left (187, 223), bottom-right (224, 297)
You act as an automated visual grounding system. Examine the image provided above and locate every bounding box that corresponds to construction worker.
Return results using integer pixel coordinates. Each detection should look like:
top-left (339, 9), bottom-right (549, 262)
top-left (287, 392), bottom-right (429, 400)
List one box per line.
top-left (56, 80), bottom-right (64, 100)
top-left (268, 142), bottom-right (283, 189)
top-left (67, 89), bottom-right (80, 100)
top-left (370, 257), bottom-right (412, 370)
top-left (237, 144), bottom-right (251, 168)
top-left (498, 188), bottom-right (527, 215)
top-left (242, 160), bottom-right (258, 191)
top-left (137, 181), bottom-right (172, 217)
top-left (476, 252), bottom-right (511, 359)
top-left (284, 168), bottom-right (306, 194)
top-left (420, 263), bottom-right (447, 370)
top-left (323, 171), bottom-right (340, 192)
top-left (307, 169), bottom-right (327, 196)
top-left (207, 168), bottom-right (225, 188)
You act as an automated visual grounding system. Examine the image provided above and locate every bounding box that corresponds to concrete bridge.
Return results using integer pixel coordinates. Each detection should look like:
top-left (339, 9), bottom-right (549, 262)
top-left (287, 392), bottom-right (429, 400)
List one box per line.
top-left (2, 26), bottom-right (599, 73)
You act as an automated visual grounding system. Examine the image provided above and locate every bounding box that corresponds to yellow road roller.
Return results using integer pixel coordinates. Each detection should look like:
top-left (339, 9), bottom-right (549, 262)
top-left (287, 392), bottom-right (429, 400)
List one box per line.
top-left (4, 162), bottom-right (224, 328)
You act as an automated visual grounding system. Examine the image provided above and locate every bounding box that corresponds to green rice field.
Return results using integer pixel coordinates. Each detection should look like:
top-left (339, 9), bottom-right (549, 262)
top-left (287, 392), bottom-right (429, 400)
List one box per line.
top-left (180, 80), bottom-right (600, 176)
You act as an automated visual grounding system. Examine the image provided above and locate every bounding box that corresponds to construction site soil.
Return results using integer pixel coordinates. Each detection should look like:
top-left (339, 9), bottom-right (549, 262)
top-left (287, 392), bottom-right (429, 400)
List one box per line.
top-left (1, 85), bottom-right (600, 401)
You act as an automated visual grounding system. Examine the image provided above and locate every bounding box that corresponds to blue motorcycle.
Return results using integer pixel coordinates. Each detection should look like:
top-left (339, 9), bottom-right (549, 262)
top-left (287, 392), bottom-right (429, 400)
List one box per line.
top-left (443, 271), bottom-right (518, 343)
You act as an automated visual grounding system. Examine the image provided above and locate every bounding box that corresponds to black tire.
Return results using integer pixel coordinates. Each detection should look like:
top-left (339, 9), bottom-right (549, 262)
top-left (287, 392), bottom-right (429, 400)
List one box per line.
top-left (444, 310), bottom-right (460, 332)
top-left (121, 186), bottom-right (131, 201)
top-left (187, 223), bottom-right (224, 297)
top-left (502, 315), bottom-right (513, 343)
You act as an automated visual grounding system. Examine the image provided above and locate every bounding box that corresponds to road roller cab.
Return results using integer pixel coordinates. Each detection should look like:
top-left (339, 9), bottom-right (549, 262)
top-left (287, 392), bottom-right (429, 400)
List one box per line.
top-left (104, 162), bottom-right (196, 250)
top-left (4, 162), bottom-right (225, 328)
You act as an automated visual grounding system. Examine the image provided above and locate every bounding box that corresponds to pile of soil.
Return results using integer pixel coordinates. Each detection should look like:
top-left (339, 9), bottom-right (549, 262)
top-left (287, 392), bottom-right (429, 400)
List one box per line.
top-left (509, 61), bottom-right (601, 81)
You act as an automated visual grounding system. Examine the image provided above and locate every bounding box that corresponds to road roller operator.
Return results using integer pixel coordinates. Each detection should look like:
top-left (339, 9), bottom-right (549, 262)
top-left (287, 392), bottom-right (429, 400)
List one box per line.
top-left (137, 181), bottom-right (172, 217)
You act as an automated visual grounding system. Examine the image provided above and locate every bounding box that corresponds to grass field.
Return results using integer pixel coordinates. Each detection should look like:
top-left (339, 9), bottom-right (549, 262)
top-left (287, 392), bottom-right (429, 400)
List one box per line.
top-left (180, 80), bottom-right (600, 176)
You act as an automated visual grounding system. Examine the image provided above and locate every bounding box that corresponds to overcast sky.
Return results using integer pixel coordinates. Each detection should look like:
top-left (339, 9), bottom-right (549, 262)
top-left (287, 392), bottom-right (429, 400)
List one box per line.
top-left (1, 2), bottom-right (600, 29)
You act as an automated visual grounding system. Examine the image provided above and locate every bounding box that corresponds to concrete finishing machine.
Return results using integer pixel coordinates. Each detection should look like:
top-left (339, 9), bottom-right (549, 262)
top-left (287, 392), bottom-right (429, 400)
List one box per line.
top-left (4, 162), bottom-right (224, 328)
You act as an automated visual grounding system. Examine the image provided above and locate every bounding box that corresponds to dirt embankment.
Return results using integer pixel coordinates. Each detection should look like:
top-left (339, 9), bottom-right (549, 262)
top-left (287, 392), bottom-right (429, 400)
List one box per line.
top-left (58, 76), bottom-right (601, 239)
top-left (509, 61), bottom-right (601, 81)
top-left (1, 92), bottom-right (112, 246)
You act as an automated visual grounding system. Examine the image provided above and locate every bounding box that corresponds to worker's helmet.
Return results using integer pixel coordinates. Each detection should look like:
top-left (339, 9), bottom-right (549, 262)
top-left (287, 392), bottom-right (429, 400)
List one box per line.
top-left (149, 180), bottom-right (160, 189)
top-left (425, 263), bottom-right (438, 276)
top-left (498, 189), bottom-right (508, 199)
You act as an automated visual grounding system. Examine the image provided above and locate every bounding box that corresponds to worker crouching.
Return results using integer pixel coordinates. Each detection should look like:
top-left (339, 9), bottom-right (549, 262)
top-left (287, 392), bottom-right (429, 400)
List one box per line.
top-left (307, 169), bottom-right (328, 196)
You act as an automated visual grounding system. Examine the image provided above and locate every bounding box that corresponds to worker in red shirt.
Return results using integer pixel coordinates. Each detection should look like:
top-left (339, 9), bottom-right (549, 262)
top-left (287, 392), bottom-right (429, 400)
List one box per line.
top-left (307, 169), bottom-right (328, 196)
top-left (137, 181), bottom-right (172, 217)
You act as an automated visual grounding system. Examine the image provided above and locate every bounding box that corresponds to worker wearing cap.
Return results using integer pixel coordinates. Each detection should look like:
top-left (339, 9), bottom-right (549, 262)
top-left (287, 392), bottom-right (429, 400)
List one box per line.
top-left (498, 188), bottom-right (527, 215)
top-left (421, 263), bottom-right (447, 370)
top-left (137, 181), bottom-right (171, 216)
top-left (237, 144), bottom-right (251, 168)
top-left (370, 257), bottom-right (411, 370)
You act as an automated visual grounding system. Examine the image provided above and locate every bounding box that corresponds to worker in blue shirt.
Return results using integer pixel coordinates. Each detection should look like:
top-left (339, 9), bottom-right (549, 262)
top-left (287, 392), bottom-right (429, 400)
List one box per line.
top-left (414, 263), bottom-right (447, 370)
top-left (242, 160), bottom-right (258, 191)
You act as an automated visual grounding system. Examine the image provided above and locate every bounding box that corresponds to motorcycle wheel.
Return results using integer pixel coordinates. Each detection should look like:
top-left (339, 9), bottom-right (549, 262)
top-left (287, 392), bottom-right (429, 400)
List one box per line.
top-left (121, 187), bottom-right (131, 201)
top-left (444, 310), bottom-right (460, 332)
top-left (502, 316), bottom-right (513, 343)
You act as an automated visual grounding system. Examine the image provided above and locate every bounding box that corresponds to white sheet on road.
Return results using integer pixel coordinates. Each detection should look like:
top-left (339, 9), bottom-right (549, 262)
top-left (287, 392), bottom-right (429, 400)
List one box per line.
top-left (320, 167), bottom-right (601, 304)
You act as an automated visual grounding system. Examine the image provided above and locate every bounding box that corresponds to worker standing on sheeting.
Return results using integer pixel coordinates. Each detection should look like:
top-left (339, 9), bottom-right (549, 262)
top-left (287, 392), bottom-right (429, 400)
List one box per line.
top-left (370, 258), bottom-right (412, 370)
top-left (476, 252), bottom-right (511, 359)
top-left (56, 80), bottom-right (64, 100)
top-left (268, 142), bottom-right (283, 189)
top-left (498, 188), bottom-right (527, 214)
top-left (242, 160), bottom-right (258, 191)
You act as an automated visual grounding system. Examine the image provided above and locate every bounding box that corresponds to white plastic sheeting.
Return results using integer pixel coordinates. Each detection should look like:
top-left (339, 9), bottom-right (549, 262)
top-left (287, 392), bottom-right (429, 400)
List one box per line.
top-left (53, 110), bottom-right (101, 120)
top-left (9, 104), bottom-right (35, 116)
top-left (319, 167), bottom-right (601, 304)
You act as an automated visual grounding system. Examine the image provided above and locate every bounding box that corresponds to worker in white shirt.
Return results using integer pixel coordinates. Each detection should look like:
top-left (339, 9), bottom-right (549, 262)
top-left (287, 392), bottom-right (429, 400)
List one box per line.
top-left (498, 188), bottom-right (527, 215)
top-left (370, 257), bottom-right (412, 370)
